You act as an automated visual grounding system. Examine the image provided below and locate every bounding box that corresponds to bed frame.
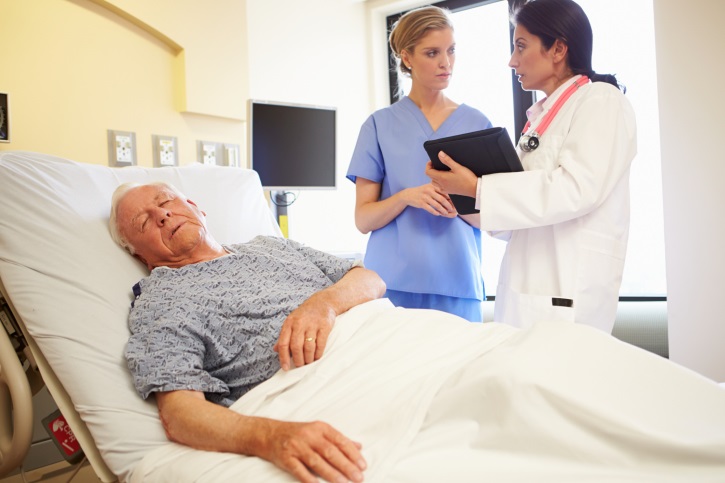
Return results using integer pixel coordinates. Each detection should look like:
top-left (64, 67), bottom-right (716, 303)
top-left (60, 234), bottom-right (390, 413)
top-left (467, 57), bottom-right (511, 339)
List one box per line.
top-left (0, 280), bottom-right (116, 480)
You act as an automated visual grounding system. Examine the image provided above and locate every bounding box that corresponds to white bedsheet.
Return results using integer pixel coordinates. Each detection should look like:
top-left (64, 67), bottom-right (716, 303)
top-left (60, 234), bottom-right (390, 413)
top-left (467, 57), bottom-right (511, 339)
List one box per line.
top-left (132, 299), bottom-right (725, 483)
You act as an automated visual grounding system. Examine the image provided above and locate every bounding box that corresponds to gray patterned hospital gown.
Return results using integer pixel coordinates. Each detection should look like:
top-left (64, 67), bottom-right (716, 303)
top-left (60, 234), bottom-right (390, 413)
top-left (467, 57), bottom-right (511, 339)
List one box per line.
top-left (125, 235), bottom-right (354, 407)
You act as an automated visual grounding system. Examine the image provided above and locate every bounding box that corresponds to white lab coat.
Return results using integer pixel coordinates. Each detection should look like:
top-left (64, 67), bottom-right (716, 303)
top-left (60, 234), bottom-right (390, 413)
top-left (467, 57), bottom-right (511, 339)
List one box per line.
top-left (479, 76), bottom-right (637, 332)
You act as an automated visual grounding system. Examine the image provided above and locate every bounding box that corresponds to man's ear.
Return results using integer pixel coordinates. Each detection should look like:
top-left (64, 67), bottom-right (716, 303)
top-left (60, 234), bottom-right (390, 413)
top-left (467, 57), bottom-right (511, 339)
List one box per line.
top-left (186, 198), bottom-right (206, 217)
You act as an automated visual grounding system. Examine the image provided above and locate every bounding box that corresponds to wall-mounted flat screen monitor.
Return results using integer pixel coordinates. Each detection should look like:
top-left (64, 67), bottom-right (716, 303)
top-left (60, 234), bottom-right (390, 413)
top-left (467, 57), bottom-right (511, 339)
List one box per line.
top-left (248, 100), bottom-right (336, 190)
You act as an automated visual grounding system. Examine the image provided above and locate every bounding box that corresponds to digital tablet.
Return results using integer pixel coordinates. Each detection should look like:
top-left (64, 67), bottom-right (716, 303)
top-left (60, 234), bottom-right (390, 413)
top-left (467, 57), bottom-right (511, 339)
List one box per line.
top-left (424, 127), bottom-right (523, 214)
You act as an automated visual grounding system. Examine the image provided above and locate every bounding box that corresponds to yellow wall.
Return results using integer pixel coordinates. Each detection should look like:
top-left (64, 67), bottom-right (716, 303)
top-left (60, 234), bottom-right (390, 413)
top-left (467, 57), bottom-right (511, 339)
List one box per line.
top-left (0, 0), bottom-right (248, 166)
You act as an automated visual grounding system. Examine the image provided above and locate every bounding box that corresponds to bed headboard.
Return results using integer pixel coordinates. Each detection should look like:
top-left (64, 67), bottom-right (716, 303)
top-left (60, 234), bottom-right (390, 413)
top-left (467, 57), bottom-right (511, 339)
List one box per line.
top-left (0, 151), bottom-right (281, 481)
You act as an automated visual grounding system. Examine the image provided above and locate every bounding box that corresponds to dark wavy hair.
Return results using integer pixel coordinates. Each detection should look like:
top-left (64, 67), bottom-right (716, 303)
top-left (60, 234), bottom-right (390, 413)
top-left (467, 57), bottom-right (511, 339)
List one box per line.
top-left (511, 0), bottom-right (625, 92)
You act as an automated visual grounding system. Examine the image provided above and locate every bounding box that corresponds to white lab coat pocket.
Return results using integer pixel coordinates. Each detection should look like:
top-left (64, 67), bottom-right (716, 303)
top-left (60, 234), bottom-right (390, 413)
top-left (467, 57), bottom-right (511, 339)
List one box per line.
top-left (494, 284), bottom-right (576, 329)
top-left (575, 230), bottom-right (627, 332)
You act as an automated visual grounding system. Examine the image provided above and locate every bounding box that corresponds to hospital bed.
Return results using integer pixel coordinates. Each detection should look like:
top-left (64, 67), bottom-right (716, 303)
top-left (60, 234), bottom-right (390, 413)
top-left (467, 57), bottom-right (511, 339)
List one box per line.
top-left (1, 151), bottom-right (724, 482)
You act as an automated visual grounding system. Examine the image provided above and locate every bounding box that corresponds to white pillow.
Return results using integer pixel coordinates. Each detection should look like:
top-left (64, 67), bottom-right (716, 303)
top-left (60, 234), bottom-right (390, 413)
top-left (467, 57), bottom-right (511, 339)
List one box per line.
top-left (0, 151), bottom-right (281, 481)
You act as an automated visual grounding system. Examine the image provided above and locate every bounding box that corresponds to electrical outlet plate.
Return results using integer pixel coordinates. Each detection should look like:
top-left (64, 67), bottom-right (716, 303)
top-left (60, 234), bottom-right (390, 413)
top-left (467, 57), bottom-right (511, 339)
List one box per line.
top-left (223, 143), bottom-right (241, 167)
top-left (152, 135), bottom-right (178, 167)
top-left (107, 129), bottom-right (137, 167)
top-left (197, 140), bottom-right (222, 166)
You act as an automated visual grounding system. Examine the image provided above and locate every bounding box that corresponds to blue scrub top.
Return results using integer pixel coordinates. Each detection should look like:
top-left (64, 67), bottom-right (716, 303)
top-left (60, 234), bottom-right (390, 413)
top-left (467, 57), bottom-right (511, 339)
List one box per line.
top-left (347, 97), bottom-right (491, 300)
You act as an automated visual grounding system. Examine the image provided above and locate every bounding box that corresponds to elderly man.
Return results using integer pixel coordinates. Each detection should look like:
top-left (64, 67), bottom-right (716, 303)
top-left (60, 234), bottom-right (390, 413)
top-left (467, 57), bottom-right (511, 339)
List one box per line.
top-left (110, 181), bottom-right (386, 483)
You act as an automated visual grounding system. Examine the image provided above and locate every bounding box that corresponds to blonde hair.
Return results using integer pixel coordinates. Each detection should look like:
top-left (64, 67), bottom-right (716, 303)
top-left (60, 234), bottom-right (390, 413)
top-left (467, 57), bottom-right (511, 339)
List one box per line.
top-left (388, 5), bottom-right (454, 79)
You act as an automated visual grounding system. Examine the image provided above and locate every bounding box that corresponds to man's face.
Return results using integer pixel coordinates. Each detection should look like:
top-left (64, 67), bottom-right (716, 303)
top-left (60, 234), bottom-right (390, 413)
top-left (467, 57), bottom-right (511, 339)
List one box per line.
top-left (116, 184), bottom-right (209, 269)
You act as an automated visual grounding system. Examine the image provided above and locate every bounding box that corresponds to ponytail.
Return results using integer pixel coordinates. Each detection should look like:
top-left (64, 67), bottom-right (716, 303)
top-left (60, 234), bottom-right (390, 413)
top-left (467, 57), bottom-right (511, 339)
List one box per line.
top-left (589, 71), bottom-right (626, 93)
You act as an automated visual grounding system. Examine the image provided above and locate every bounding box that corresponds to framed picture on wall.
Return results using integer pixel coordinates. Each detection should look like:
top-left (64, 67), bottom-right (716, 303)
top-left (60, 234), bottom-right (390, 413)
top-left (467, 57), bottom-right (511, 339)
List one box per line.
top-left (0, 93), bottom-right (9, 143)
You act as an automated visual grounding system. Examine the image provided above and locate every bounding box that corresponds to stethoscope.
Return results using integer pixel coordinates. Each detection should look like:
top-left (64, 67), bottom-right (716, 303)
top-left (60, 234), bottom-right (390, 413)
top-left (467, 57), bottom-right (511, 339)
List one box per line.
top-left (518, 76), bottom-right (590, 152)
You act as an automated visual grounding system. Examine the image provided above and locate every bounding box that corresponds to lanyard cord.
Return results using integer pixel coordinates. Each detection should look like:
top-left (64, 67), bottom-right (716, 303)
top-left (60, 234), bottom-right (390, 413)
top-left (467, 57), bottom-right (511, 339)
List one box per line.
top-left (521, 76), bottom-right (589, 139)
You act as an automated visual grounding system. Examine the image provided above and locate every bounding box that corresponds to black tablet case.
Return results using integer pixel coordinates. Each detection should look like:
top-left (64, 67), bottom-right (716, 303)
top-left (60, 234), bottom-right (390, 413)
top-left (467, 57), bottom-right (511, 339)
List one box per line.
top-left (424, 127), bottom-right (523, 215)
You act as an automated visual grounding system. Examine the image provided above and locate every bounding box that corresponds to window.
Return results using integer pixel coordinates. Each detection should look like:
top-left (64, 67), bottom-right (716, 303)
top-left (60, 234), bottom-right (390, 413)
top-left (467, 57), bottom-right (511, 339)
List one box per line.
top-left (387, 0), bottom-right (666, 298)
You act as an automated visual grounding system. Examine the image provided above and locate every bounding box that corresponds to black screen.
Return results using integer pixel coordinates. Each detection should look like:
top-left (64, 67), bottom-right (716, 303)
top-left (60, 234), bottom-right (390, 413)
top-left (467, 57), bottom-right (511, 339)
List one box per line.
top-left (249, 101), bottom-right (336, 189)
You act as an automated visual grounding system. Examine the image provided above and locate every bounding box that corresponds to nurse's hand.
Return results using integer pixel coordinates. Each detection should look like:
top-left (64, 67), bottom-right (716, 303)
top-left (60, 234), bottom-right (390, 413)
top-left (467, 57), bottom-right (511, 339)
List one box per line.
top-left (425, 151), bottom-right (478, 198)
top-left (401, 183), bottom-right (458, 218)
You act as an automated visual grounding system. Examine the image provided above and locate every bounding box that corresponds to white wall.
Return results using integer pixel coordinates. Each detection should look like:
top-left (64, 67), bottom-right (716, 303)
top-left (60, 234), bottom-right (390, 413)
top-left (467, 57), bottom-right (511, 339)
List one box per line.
top-left (246, 0), bottom-right (373, 254)
top-left (654, 0), bottom-right (725, 381)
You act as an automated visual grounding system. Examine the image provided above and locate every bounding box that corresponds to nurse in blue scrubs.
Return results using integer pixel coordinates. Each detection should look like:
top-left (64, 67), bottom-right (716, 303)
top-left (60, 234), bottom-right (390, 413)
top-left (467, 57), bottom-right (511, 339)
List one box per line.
top-left (346, 5), bottom-right (491, 321)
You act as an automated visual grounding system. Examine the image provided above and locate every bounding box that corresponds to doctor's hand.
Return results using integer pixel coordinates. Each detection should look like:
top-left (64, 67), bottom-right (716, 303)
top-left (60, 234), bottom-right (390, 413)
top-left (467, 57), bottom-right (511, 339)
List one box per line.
top-left (274, 298), bottom-right (335, 371)
top-left (425, 151), bottom-right (478, 198)
top-left (401, 183), bottom-right (458, 218)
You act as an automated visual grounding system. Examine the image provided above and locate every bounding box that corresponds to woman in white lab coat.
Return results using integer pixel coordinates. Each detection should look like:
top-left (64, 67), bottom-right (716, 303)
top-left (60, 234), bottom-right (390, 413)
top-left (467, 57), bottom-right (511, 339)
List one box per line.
top-left (426, 0), bottom-right (637, 333)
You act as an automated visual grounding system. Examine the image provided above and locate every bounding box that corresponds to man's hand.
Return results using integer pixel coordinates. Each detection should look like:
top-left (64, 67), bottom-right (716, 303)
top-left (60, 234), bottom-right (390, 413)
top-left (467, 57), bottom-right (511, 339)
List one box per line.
top-left (425, 151), bottom-right (478, 198)
top-left (261, 419), bottom-right (366, 483)
top-left (157, 391), bottom-right (366, 483)
top-left (274, 267), bottom-right (386, 371)
top-left (274, 300), bottom-right (335, 370)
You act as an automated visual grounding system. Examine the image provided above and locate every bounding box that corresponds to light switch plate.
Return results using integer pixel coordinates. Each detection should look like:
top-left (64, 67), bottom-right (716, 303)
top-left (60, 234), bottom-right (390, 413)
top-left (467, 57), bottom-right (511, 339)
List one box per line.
top-left (152, 135), bottom-right (178, 167)
top-left (107, 129), bottom-right (137, 167)
top-left (223, 143), bottom-right (241, 167)
top-left (197, 140), bottom-right (222, 166)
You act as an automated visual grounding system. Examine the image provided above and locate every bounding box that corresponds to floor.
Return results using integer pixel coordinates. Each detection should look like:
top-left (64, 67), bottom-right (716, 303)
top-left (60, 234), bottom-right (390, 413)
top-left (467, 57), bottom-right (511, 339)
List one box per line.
top-left (0, 460), bottom-right (100, 483)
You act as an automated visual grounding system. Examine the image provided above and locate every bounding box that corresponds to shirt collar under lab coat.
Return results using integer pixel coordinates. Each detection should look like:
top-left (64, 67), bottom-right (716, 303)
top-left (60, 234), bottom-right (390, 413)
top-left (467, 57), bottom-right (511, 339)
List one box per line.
top-left (525, 75), bottom-right (585, 126)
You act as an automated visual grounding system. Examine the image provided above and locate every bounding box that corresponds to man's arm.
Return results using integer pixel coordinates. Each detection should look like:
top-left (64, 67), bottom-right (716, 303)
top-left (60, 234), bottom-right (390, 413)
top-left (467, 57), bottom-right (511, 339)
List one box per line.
top-left (156, 390), bottom-right (366, 483)
top-left (274, 266), bottom-right (386, 370)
